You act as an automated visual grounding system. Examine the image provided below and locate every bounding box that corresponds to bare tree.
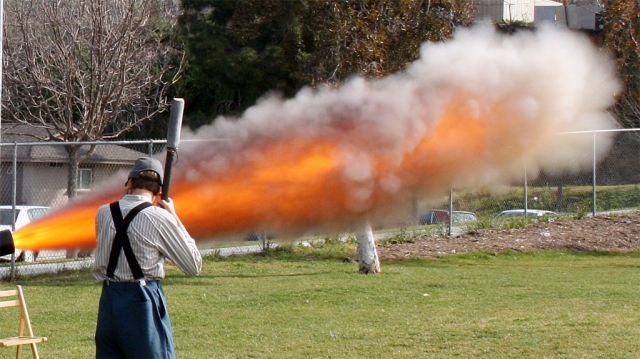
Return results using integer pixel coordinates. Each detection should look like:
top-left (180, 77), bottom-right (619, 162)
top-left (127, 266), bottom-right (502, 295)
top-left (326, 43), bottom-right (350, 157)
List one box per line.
top-left (2, 0), bottom-right (183, 198)
top-left (613, 93), bottom-right (640, 130)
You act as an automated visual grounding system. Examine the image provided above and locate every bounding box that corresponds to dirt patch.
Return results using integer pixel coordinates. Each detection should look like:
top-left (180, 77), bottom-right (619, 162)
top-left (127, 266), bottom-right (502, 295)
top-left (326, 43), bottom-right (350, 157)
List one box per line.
top-left (376, 213), bottom-right (640, 260)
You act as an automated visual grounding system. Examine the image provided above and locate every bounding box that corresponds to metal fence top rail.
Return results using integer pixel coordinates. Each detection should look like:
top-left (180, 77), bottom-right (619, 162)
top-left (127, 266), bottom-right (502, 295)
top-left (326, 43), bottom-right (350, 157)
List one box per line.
top-left (0, 129), bottom-right (636, 146)
top-left (0, 138), bottom-right (228, 147)
top-left (558, 128), bottom-right (640, 134)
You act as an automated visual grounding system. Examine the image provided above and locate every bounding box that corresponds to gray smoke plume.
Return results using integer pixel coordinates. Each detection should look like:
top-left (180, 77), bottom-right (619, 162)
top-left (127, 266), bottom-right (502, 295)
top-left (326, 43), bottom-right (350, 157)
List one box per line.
top-left (170, 25), bottom-right (619, 237)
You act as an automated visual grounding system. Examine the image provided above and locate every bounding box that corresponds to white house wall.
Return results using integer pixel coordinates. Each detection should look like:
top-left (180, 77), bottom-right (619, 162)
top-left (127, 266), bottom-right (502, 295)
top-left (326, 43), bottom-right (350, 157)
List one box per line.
top-left (474, 0), bottom-right (505, 22)
top-left (534, 1), bottom-right (566, 27)
top-left (504, 0), bottom-right (534, 22)
top-left (535, 6), bottom-right (558, 24)
top-left (22, 163), bottom-right (68, 207)
top-left (473, 0), bottom-right (535, 23)
top-left (21, 163), bottom-right (133, 208)
top-left (566, 4), bottom-right (599, 30)
top-left (534, 3), bottom-right (600, 29)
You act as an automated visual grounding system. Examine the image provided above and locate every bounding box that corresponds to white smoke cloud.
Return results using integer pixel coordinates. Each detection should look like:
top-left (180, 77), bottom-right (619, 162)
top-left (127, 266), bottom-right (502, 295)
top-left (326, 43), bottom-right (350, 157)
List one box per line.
top-left (175, 25), bottom-right (619, 236)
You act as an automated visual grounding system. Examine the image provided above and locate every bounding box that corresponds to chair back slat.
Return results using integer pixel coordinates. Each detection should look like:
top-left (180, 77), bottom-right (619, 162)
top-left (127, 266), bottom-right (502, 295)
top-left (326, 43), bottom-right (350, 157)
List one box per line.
top-left (0, 290), bottom-right (18, 298)
top-left (0, 286), bottom-right (47, 359)
top-left (0, 300), bottom-right (20, 308)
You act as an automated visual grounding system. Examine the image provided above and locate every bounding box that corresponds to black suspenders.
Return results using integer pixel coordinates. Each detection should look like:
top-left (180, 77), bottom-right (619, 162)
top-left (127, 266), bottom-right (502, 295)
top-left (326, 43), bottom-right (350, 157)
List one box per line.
top-left (106, 201), bottom-right (153, 281)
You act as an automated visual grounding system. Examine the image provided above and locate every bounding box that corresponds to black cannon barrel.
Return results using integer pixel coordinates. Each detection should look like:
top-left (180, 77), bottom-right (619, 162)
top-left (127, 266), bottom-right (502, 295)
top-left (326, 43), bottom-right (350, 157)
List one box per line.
top-left (162, 99), bottom-right (185, 202)
top-left (0, 230), bottom-right (15, 256)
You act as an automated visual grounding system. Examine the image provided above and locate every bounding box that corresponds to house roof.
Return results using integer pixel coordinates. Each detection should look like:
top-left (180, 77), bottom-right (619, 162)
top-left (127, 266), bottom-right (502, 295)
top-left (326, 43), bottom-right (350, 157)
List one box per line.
top-left (0, 123), bottom-right (149, 164)
top-left (536, 0), bottom-right (563, 6)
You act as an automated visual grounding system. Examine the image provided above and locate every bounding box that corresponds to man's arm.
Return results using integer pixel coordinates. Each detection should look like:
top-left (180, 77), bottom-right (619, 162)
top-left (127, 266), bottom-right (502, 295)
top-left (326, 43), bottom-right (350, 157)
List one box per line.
top-left (154, 200), bottom-right (202, 276)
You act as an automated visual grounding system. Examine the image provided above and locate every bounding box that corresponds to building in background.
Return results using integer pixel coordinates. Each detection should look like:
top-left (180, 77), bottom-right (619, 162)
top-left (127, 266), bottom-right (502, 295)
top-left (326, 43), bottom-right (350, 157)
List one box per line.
top-left (473, 0), bottom-right (535, 23)
top-left (0, 124), bottom-right (148, 207)
top-left (472, 0), bottom-right (602, 30)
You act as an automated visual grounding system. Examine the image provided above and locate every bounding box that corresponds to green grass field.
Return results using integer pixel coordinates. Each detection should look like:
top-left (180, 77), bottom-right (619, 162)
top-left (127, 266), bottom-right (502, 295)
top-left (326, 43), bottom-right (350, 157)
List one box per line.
top-left (2, 248), bottom-right (640, 358)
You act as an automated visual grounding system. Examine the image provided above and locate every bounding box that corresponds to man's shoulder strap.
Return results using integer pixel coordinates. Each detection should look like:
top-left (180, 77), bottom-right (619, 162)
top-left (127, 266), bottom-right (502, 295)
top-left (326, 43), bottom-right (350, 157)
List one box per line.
top-left (110, 201), bottom-right (153, 229)
top-left (106, 201), bottom-right (153, 280)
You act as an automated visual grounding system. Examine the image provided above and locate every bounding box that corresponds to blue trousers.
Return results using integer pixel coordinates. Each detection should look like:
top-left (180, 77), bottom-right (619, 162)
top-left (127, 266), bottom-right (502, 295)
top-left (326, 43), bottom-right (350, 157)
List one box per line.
top-left (95, 280), bottom-right (175, 359)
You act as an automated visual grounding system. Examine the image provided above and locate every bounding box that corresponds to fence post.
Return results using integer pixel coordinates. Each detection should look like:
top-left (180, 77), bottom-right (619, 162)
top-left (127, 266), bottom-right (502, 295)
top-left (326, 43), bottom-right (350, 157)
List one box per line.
top-left (9, 143), bottom-right (17, 280)
top-left (524, 164), bottom-right (528, 216)
top-left (148, 140), bottom-right (154, 157)
top-left (447, 188), bottom-right (453, 236)
top-left (592, 130), bottom-right (597, 216)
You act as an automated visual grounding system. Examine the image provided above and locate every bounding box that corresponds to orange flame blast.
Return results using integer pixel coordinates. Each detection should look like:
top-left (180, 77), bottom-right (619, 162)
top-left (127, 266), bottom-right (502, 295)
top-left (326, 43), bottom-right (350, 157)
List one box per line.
top-left (12, 192), bottom-right (120, 250)
top-left (13, 101), bottom-right (544, 251)
top-left (11, 27), bottom-right (619, 251)
top-left (171, 105), bottom-right (500, 240)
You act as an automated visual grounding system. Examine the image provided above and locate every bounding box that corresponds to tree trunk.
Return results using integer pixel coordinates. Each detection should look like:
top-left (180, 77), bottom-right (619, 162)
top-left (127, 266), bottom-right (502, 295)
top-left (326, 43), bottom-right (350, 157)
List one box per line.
top-left (66, 145), bottom-right (80, 200)
top-left (65, 146), bottom-right (81, 259)
top-left (65, 145), bottom-right (94, 258)
top-left (411, 192), bottom-right (419, 225)
top-left (356, 224), bottom-right (381, 274)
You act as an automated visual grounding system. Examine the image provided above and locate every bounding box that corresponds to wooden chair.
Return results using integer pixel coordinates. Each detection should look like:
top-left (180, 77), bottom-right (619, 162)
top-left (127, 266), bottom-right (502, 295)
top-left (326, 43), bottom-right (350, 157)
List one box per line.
top-left (0, 285), bottom-right (47, 359)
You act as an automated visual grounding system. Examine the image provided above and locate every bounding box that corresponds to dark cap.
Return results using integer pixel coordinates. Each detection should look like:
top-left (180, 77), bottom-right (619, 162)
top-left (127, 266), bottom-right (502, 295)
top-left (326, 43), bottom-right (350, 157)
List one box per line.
top-left (129, 157), bottom-right (164, 185)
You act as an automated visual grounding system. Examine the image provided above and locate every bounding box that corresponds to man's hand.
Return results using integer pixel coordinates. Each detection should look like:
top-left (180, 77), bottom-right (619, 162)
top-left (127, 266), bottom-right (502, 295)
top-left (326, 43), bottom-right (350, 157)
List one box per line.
top-left (158, 197), bottom-right (185, 227)
top-left (158, 198), bottom-right (178, 218)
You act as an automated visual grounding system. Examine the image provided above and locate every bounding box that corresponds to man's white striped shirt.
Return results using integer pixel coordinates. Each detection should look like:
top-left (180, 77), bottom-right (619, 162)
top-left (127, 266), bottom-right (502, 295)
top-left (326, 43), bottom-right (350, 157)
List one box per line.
top-left (93, 194), bottom-right (202, 282)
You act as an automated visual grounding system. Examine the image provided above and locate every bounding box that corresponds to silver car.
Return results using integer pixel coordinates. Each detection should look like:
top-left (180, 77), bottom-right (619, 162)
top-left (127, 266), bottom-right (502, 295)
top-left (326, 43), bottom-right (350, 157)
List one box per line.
top-left (419, 209), bottom-right (478, 225)
top-left (495, 209), bottom-right (557, 219)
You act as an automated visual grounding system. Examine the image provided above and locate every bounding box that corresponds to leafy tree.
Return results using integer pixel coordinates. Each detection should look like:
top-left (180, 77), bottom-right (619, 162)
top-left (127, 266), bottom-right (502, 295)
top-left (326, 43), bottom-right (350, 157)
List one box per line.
top-left (178, 0), bottom-right (306, 128)
top-left (2, 0), bottom-right (183, 198)
top-left (302, 0), bottom-right (474, 86)
top-left (601, 0), bottom-right (640, 127)
top-left (177, 0), bottom-right (474, 128)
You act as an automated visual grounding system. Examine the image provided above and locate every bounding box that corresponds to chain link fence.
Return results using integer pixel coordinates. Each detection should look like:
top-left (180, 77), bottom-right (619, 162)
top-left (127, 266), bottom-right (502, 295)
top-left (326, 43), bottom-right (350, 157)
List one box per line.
top-left (0, 129), bottom-right (638, 279)
top-left (0, 139), bottom-right (167, 279)
top-left (420, 129), bottom-right (640, 232)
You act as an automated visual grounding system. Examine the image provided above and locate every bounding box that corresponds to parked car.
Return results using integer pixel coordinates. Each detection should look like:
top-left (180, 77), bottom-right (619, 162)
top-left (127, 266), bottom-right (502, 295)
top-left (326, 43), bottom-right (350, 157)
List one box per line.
top-left (0, 205), bottom-right (50, 262)
top-left (495, 209), bottom-right (557, 219)
top-left (245, 233), bottom-right (263, 241)
top-left (245, 232), bottom-right (275, 242)
top-left (419, 209), bottom-right (478, 225)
